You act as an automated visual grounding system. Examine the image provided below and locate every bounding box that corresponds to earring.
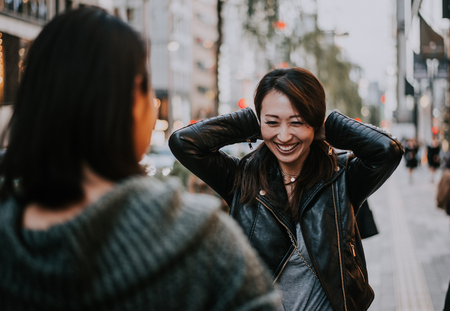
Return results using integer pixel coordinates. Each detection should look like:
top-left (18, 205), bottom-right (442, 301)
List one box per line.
top-left (246, 139), bottom-right (253, 150)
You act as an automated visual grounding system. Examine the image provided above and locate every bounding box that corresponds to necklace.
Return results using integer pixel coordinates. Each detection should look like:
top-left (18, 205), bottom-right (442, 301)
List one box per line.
top-left (281, 171), bottom-right (297, 183)
top-left (281, 171), bottom-right (298, 195)
top-left (287, 230), bottom-right (318, 280)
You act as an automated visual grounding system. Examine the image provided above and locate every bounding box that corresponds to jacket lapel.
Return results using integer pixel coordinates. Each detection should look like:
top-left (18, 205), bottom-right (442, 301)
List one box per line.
top-left (298, 158), bottom-right (346, 218)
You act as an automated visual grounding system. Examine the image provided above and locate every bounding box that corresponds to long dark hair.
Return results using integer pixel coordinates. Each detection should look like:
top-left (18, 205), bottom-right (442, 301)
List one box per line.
top-left (234, 67), bottom-right (337, 220)
top-left (0, 7), bottom-right (149, 208)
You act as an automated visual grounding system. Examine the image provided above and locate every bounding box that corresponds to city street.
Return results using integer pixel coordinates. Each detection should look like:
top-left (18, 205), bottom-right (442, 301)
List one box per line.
top-left (364, 159), bottom-right (450, 311)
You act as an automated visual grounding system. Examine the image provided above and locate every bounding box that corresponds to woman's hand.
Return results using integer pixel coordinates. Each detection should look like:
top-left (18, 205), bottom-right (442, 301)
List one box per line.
top-left (314, 120), bottom-right (326, 141)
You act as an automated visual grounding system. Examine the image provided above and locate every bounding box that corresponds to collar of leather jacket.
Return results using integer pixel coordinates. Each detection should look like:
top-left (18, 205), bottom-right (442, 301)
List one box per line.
top-left (260, 151), bottom-right (348, 230)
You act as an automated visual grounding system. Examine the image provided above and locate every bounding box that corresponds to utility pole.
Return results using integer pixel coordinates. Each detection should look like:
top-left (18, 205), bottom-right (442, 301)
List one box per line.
top-left (444, 0), bottom-right (450, 145)
top-left (396, 0), bottom-right (407, 123)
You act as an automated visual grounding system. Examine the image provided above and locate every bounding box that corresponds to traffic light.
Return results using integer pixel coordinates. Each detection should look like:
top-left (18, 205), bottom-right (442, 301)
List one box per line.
top-left (272, 20), bottom-right (286, 30)
top-left (432, 125), bottom-right (439, 135)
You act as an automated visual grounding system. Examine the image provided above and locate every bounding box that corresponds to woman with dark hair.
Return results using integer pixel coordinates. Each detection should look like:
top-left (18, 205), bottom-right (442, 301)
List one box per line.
top-left (169, 67), bottom-right (404, 311)
top-left (404, 138), bottom-right (419, 183)
top-left (0, 7), bottom-right (281, 310)
top-left (427, 135), bottom-right (441, 182)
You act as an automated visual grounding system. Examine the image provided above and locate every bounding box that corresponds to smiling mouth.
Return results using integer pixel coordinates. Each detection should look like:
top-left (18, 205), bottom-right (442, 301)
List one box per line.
top-left (276, 143), bottom-right (298, 153)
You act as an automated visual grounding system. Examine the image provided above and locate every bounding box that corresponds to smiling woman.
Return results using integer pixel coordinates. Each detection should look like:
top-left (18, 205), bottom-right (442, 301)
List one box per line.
top-left (169, 67), bottom-right (404, 311)
top-left (249, 67), bottom-right (335, 217)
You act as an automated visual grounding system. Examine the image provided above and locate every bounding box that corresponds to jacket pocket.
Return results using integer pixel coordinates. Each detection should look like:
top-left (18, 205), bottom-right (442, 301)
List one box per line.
top-left (344, 242), bottom-right (367, 293)
top-left (350, 243), bottom-right (366, 284)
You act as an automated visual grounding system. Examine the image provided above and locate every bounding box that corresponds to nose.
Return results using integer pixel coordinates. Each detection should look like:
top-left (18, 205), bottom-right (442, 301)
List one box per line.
top-left (277, 124), bottom-right (292, 142)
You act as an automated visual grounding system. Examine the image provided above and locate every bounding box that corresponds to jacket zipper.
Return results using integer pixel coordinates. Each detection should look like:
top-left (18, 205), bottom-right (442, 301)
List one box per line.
top-left (350, 243), bottom-right (366, 284)
top-left (332, 183), bottom-right (348, 311)
top-left (256, 197), bottom-right (296, 283)
top-left (274, 249), bottom-right (295, 283)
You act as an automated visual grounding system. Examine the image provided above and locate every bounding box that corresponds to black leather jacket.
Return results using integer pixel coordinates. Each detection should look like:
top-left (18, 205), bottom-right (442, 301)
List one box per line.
top-left (169, 108), bottom-right (403, 311)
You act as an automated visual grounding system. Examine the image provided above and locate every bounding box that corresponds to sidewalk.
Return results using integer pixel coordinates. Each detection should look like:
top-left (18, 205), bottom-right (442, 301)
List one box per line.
top-left (364, 160), bottom-right (450, 311)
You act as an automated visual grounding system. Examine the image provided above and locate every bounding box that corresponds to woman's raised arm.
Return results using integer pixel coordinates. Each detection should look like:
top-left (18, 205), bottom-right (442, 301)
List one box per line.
top-left (325, 110), bottom-right (404, 208)
top-left (169, 108), bottom-right (261, 204)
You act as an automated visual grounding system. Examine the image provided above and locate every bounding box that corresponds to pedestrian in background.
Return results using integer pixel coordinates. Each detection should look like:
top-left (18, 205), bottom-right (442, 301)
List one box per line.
top-left (404, 138), bottom-right (419, 183)
top-left (0, 7), bottom-right (280, 310)
top-left (436, 156), bottom-right (450, 216)
top-left (169, 67), bottom-right (404, 311)
top-left (427, 135), bottom-right (441, 183)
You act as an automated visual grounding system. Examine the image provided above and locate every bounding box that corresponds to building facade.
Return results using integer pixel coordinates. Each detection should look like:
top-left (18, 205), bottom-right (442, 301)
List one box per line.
top-left (0, 0), bottom-right (147, 146)
top-left (149, 0), bottom-right (218, 144)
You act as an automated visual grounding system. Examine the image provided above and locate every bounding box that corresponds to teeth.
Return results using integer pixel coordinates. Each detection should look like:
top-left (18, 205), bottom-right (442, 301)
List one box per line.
top-left (279, 144), bottom-right (296, 151)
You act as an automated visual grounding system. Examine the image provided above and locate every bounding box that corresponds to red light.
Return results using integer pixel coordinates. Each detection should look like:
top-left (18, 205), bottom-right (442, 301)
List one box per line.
top-left (432, 125), bottom-right (439, 135)
top-left (355, 118), bottom-right (362, 122)
top-left (277, 21), bottom-right (286, 30)
top-left (238, 98), bottom-right (247, 109)
top-left (189, 120), bottom-right (197, 125)
top-left (380, 94), bottom-right (385, 104)
top-left (278, 62), bottom-right (289, 68)
top-left (272, 21), bottom-right (286, 30)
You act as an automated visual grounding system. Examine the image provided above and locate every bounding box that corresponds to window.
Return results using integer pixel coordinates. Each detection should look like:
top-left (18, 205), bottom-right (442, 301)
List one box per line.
top-left (127, 8), bottom-right (134, 22)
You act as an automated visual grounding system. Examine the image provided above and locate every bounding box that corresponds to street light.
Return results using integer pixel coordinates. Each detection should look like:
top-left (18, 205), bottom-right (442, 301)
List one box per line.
top-left (319, 30), bottom-right (349, 47)
top-left (167, 41), bottom-right (180, 52)
top-left (420, 94), bottom-right (430, 108)
top-left (321, 30), bottom-right (349, 37)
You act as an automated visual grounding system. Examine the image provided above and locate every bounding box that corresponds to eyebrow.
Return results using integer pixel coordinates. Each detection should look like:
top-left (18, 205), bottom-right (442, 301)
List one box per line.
top-left (264, 114), bottom-right (302, 119)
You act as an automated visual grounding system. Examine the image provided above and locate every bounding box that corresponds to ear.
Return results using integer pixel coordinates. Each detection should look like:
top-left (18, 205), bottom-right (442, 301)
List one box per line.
top-left (132, 75), bottom-right (151, 120)
top-left (133, 75), bottom-right (145, 102)
top-left (132, 76), bottom-right (145, 124)
top-left (150, 88), bottom-right (159, 121)
top-left (132, 75), bottom-right (155, 159)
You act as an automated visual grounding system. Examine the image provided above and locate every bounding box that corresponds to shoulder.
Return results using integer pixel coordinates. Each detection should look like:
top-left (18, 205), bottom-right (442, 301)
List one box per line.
top-left (134, 180), bottom-right (280, 309)
top-left (111, 175), bottom-right (223, 223)
top-left (335, 149), bottom-right (353, 167)
top-left (182, 202), bottom-right (281, 310)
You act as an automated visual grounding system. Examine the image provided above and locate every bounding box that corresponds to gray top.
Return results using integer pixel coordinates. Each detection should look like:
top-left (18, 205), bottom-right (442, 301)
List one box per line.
top-left (275, 222), bottom-right (333, 311)
top-left (0, 176), bottom-right (280, 311)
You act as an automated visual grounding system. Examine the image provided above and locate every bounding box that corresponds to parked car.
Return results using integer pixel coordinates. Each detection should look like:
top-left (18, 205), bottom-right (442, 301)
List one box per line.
top-left (140, 143), bottom-right (176, 177)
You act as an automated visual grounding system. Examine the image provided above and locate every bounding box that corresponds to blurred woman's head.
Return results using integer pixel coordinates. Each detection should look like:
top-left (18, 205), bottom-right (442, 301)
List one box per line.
top-left (0, 7), bottom-right (155, 207)
top-left (253, 68), bottom-right (326, 169)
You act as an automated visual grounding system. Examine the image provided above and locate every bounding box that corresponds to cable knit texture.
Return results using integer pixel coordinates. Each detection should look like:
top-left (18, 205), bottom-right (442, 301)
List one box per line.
top-left (0, 176), bottom-right (280, 310)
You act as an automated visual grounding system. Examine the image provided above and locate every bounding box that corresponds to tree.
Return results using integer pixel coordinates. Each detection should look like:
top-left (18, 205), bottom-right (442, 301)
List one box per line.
top-left (299, 26), bottom-right (362, 117)
top-left (215, 0), bottom-right (363, 118)
top-left (214, 0), bottom-right (224, 116)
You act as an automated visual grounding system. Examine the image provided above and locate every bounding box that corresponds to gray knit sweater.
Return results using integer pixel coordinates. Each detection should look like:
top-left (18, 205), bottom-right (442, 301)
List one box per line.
top-left (0, 176), bottom-right (280, 310)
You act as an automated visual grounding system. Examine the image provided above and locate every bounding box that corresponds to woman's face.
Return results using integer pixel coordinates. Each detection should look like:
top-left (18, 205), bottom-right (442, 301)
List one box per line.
top-left (260, 90), bottom-right (315, 172)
